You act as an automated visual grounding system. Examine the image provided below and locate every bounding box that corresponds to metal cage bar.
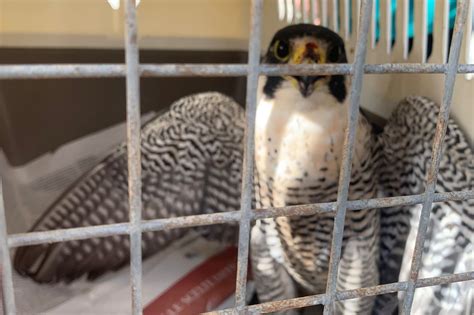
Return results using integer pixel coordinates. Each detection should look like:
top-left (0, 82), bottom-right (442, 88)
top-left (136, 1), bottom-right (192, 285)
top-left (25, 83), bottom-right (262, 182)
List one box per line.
top-left (0, 182), bottom-right (15, 315)
top-left (207, 272), bottom-right (474, 314)
top-left (6, 190), bottom-right (473, 248)
top-left (324, 1), bottom-right (373, 313)
top-left (401, 1), bottom-right (471, 313)
top-left (205, 272), bottom-right (474, 315)
top-left (1, 63), bottom-right (474, 79)
top-left (124, 0), bottom-right (143, 314)
top-left (234, 0), bottom-right (263, 308)
top-left (0, 0), bottom-right (473, 314)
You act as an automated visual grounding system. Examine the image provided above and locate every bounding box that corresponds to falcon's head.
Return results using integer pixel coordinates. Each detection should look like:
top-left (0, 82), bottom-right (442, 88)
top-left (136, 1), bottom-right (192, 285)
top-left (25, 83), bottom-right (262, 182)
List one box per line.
top-left (262, 24), bottom-right (348, 103)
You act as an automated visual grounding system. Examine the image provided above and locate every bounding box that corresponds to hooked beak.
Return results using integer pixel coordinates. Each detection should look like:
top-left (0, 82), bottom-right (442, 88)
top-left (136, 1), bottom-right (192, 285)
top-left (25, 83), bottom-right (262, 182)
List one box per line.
top-left (289, 42), bottom-right (325, 98)
top-left (296, 76), bottom-right (322, 97)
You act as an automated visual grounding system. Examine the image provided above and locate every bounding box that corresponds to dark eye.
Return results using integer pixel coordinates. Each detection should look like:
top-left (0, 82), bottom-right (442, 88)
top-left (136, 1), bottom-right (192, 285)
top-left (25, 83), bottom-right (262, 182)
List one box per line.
top-left (273, 40), bottom-right (290, 61)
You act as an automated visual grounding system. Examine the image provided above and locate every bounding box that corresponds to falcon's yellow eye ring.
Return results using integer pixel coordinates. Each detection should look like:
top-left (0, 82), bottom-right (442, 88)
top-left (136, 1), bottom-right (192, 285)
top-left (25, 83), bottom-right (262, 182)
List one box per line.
top-left (273, 40), bottom-right (290, 62)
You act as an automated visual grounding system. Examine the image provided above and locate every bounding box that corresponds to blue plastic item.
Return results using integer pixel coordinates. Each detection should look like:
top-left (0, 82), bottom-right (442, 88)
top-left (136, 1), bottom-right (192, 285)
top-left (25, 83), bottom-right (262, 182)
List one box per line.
top-left (374, 0), bottom-right (457, 41)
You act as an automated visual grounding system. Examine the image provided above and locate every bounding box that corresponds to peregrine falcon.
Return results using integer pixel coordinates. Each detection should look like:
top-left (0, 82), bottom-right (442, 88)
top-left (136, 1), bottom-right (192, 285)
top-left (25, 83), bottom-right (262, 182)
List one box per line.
top-left (12, 24), bottom-right (472, 315)
top-left (251, 24), bottom-right (380, 315)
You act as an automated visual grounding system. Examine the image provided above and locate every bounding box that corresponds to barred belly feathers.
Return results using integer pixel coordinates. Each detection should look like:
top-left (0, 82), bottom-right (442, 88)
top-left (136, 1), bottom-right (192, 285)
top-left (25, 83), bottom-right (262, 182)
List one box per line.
top-left (250, 24), bottom-right (381, 315)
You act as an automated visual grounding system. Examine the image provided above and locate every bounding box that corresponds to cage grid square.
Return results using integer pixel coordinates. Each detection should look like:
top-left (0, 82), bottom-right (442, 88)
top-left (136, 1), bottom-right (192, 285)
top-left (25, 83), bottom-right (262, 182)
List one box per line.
top-left (0, 0), bottom-right (473, 314)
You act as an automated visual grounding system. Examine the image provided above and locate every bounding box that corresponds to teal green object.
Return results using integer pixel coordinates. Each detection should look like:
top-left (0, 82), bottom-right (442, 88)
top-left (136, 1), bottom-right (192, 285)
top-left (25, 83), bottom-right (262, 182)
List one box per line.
top-left (374, 0), bottom-right (457, 41)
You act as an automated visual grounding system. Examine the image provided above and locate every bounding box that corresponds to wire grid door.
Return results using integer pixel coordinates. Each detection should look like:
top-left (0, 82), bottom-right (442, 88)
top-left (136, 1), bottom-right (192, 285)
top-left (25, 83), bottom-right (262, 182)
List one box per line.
top-left (0, 0), bottom-right (473, 314)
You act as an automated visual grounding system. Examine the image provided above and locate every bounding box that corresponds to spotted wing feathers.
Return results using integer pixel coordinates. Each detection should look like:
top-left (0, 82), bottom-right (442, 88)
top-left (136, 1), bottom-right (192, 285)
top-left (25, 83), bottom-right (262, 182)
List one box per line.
top-left (13, 92), bottom-right (245, 283)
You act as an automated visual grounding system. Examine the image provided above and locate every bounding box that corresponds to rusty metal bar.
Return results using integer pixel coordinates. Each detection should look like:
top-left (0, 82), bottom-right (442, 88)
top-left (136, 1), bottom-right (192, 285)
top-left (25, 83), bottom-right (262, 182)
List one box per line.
top-left (9, 223), bottom-right (130, 248)
top-left (7, 190), bottom-right (474, 248)
top-left (0, 181), bottom-right (16, 315)
top-left (124, 0), bottom-right (143, 314)
top-left (0, 64), bottom-right (124, 79)
top-left (323, 1), bottom-right (373, 314)
top-left (1, 63), bottom-right (474, 79)
top-left (234, 0), bottom-right (263, 308)
top-left (207, 272), bottom-right (474, 314)
top-left (401, 1), bottom-right (470, 314)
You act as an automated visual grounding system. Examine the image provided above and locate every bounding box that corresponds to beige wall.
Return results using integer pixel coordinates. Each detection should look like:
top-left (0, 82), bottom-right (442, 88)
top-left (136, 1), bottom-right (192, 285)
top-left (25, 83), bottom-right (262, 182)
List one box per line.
top-left (0, 0), bottom-right (261, 50)
top-left (0, 0), bottom-right (288, 50)
top-left (0, 0), bottom-right (119, 36)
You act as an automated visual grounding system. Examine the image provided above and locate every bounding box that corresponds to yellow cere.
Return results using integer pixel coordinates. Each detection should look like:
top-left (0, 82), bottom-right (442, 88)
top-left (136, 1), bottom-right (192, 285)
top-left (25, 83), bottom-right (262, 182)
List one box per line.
top-left (290, 38), bottom-right (327, 65)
